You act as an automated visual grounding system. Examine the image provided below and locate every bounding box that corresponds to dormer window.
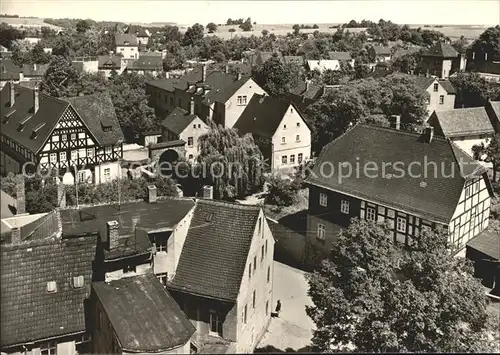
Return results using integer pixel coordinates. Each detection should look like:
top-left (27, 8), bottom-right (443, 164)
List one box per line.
top-left (73, 275), bottom-right (84, 288)
top-left (47, 281), bottom-right (57, 293)
top-left (30, 122), bottom-right (46, 140)
top-left (205, 213), bottom-right (214, 222)
top-left (3, 109), bottom-right (16, 123)
top-left (17, 115), bottom-right (32, 132)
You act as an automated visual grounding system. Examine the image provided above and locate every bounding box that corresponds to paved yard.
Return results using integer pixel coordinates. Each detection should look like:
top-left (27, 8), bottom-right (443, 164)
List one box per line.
top-left (257, 261), bottom-right (315, 351)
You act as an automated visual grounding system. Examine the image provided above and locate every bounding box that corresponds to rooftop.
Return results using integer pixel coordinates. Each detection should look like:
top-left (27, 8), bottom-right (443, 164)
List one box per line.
top-left (115, 34), bottom-right (138, 46)
top-left (422, 42), bottom-right (459, 58)
top-left (127, 55), bottom-right (163, 70)
top-left (92, 274), bottom-right (195, 353)
top-left (467, 228), bottom-right (500, 260)
top-left (1, 235), bottom-right (97, 347)
top-left (328, 51), bottom-right (353, 60)
top-left (98, 55), bottom-right (122, 69)
top-left (371, 46), bottom-right (392, 55)
top-left (169, 199), bottom-right (261, 301)
top-left (162, 107), bottom-right (199, 135)
top-left (306, 124), bottom-right (488, 224)
top-left (430, 107), bottom-right (495, 137)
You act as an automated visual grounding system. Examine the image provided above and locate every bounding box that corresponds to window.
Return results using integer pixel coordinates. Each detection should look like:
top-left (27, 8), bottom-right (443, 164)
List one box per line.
top-left (267, 266), bottom-right (270, 283)
top-left (71, 150), bottom-right (78, 161)
top-left (47, 281), bottom-right (57, 293)
top-left (266, 300), bottom-right (269, 315)
top-left (59, 152), bottom-right (66, 162)
top-left (104, 168), bottom-right (111, 181)
top-left (433, 83), bottom-right (439, 92)
top-left (396, 217), bottom-right (407, 233)
top-left (282, 155), bottom-right (287, 164)
top-left (87, 148), bottom-right (94, 158)
top-left (105, 146), bottom-right (111, 154)
top-left (61, 134), bottom-right (67, 142)
top-left (297, 122), bottom-right (300, 127)
top-left (237, 95), bottom-right (247, 105)
top-left (317, 223), bottom-right (326, 240)
top-left (252, 290), bottom-right (256, 308)
top-left (52, 135), bottom-right (59, 142)
top-left (319, 193), bottom-right (328, 207)
top-left (193, 124), bottom-right (196, 129)
top-left (298, 153), bottom-right (303, 164)
top-left (366, 207), bottom-right (376, 221)
top-left (123, 264), bottom-right (136, 273)
top-left (244, 305), bottom-right (247, 324)
top-left (78, 171), bottom-right (86, 183)
top-left (70, 133), bottom-right (76, 140)
top-left (50, 153), bottom-right (57, 162)
top-left (249, 263), bottom-right (252, 279)
top-left (296, 134), bottom-right (300, 142)
top-left (261, 245), bottom-right (265, 262)
top-left (188, 154), bottom-right (193, 160)
top-left (188, 137), bottom-right (193, 147)
top-left (73, 275), bottom-right (84, 288)
top-left (290, 107), bottom-right (294, 113)
top-left (290, 154), bottom-right (295, 164)
top-left (209, 310), bottom-right (223, 336)
top-left (41, 341), bottom-right (57, 355)
top-left (283, 124), bottom-right (287, 130)
top-left (253, 256), bottom-right (257, 272)
top-left (341, 200), bottom-right (350, 214)
top-left (265, 240), bottom-right (268, 256)
top-left (198, 124), bottom-right (201, 128)
top-left (258, 217), bottom-right (262, 235)
top-left (439, 95), bottom-right (444, 104)
top-left (281, 136), bottom-right (286, 144)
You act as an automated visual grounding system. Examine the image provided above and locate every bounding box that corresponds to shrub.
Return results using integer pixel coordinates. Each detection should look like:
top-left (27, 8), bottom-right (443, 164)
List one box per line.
top-left (265, 174), bottom-right (301, 207)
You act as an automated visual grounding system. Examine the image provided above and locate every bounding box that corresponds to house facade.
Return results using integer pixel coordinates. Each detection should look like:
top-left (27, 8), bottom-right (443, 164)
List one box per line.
top-left (124, 25), bottom-right (150, 46)
top-left (428, 107), bottom-right (495, 157)
top-left (368, 46), bottom-right (392, 62)
top-left (0, 83), bottom-right (124, 184)
top-left (168, 200), bottom-right (275, 353)
top-left (115, 34), bottom-right (139, 59)
top-left (124, 54), bottom-right (163, 76)
top-left (414, 76), bottom-right (456, 119)
top-left (161, 105), bottom-right (210, 161)
top-left (234, 94), bottom-right (312, 171)
top-left (305, 124), bottom-right (492, 264)
top-left (146, 65), bottom-right (267, 129)
top-left (97, 55), bottom-right (126, 78)
top-left (420, 42), bottom-right (463, 79)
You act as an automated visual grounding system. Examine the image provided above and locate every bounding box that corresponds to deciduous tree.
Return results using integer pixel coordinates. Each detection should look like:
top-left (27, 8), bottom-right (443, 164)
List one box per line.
top-left (183, 23), bottom-right (204, 46)
top-left (40, 55), bottom-right (80, 97)
top-left (206, 22), bottom-right (217, 33)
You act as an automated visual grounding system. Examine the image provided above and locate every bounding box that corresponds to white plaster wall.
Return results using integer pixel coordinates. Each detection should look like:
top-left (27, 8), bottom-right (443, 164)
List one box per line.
top-left (94, 161), bottom-right (122, 184)
top-left (179, 117), bottom-right (209, 161)
top-left (224, 78), bottom-right (266, 128)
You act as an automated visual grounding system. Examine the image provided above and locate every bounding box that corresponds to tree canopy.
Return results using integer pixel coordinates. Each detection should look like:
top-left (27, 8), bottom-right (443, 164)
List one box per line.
top-left (306, 218), bottom-right (492, 352)
top-left (253, 53), bottom-right (301, 96)
top-left (450, 72), bottom-right (500, 108)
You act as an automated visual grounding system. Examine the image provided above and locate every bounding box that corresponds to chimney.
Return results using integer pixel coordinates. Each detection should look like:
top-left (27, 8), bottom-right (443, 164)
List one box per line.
top-left (148, 185), bottom-right (157, 203)
top-left (33, 63), bottom-right (37, 71)
top-left (189, 97), bottom-right (195, 115)
top-left (201, 64), bottom-right (207, 82)
top-left (165, 72), bottom-right (169, 79)
top-left (225, 65), bottom-right (229, 74)
top-left (11, 227), bottom-right (21, 244)
top-left (106, 220), bottom-right (120, 250)
top-left (485, 52), bottom-right (488, 61)
top-left (15, 175), bottom-right (26, 215)
top-left (203, 185), bottom-right (213, 199)
top-left (237, 72), bottom-right (242, 80)
top-left (57, 182), bottom-right (66, 208)
top-left (391, 115), bottom-right (401, 130)
top-left (33, 86), bottom-right (39, 114)
top-left (425, 126), bottom-right (434, 143)
top-left (9, 80), bottom-right (15, 107)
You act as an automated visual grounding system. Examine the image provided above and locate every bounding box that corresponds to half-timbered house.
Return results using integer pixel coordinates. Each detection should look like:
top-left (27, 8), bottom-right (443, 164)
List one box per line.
top-left (305, 124), bottom-right (493, 264)
top-left (0, 82), bottom-right (124, 184)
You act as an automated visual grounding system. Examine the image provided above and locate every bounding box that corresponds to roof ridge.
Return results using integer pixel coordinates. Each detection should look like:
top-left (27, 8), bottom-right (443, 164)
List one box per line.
top-left (196, 198), bottom-right (261, 211)
top-left (358, 123), bottom-right (449, 142)
top-left (16, 85), bottom-right (72, 106)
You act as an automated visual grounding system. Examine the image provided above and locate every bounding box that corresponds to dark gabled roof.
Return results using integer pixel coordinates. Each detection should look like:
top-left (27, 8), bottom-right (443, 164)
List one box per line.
top-left (328, 51), bottom-right (352, 60)
top-left (257, 51), bottom-right (284, 65)
top-left (22, 63), bottom-right (49, 77)
top-left (127, 55), bottom-right (163, 70)
top-left (467, 228), bottom-right (500, 260)
top-left (392, 46), bottom-right (421, 59)
top-left (488, 101), bottom-right (500, 127)
top-left (64, 93), bottom-right (124, 146)
top-left (1, 235), bottom-right (97, 347)
top-left (0, 59), bottom-right (22, 81)
top-left (169, 200), bottom-right (261, 301)
top-left (371, 46), bottom-right (392, 55)
top-left (98, 55), bottom-right (122, 69)
top-left (162, 107), bottom-right (198, 135)
top-left (115, 34), bottom-right (138, 46)
top-left (124, 24), bottom-right (149, 37)
top-left (422, 42), bottom-right (459, 58)
top-left (414, 76), bottom-right (436, 90)
top-left (430, 107), bottom-right (495, 137)
top-left (92, 274), bottom-right (195, 352)
top-left (0, 83), bottom-right (69, 153)
top-left (288, 80), bottom-right (323, 100)
top-left (306, 124), bottom-right (487, 224)
top-left (438, 80), bottom-right (456, 94)
top-left (234, 93), bottom-right (293, 138)
top-left (60, 199), bottom-right (195, 260)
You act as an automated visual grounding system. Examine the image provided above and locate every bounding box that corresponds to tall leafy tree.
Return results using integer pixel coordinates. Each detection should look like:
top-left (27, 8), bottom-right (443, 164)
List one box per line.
top-left (450, 72), bottom-right (500, 108)
top-left (197, 121), bottom-right (264, 200)
top-left (76, 19), bottom-right (91, 34)
top-left (183, 23), bottom-right (204, 47)
top-left (206, 22), bottom-right (218, 33)
top-left (40, 55), bottom-right (80, 97)
top-left (254, 53), bottom-right (299, 96)
top-left (307, 219), bottom-right (492, 353)
top-left (0, 22), bottom-right (24, 49)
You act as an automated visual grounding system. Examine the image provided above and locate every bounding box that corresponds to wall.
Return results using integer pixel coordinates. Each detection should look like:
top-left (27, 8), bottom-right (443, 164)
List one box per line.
top-left (0, 151), bottom-right (21, 175)
top-left (271, 106), bottom-right (311, 171)
top-left (224, 78), bottom-right (266, 128)
top-left (91, 295), bottom-right (121, 354)
top-left (448, 176), bottom-right (491, 251)
top-left (451, 136), bottom-right (491, 157)
top-left (116, 45), bottom-right (138, 59)
top-left (425, 81), bottom-right (455, 119)
top-left (236, 210), bottom-right (274, 353)
top-left (94, 161), bottom-right (122, 184)
top-left (179, 117), bottom-right (209, 161)
top-left (105, 261), bottom-right (151, 282)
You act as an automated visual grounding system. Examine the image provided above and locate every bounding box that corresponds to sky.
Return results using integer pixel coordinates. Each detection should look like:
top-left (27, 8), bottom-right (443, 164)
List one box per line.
top-left (1, 0), bottom-right (499, 26)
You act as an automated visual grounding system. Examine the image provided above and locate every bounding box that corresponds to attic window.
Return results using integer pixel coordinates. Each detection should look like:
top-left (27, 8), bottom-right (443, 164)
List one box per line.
top-left (101, 121), bottom-right (112, 132)
top-left (17, 115), bottom-right (32, 132)
top-left (47, 281), bottom-right (57, 293)
top-left (205, 212), bottom-right (214, 222)
top-left (30, 122), bottom-right (46, 139)
top-left (73, 275), bottom-right (84, 288)
top-left (3, 109), bottom-right (16, 123)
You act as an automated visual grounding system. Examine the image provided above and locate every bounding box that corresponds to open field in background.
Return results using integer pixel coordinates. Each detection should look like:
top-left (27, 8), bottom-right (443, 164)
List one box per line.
top-left (0, 17), bottom-right (62, 30)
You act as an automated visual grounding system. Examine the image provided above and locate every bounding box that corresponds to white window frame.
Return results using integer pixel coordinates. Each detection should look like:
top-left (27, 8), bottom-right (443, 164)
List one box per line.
top-left (296, 134), bottom-right (300, 142)
top-left (319, 193), bottom-right (328, 207)
top-left (298, 153), bottom-right (303, 164)
top-left (366, 207), bottom-right (376, 221)
top-left (59, 152), bottom-right (66, 162)
top-left (281, 136), bottom-right (286, 144)
top-left (188, 137), bottom-right (194, 147)
top-left (41, 340), bottom-right (57, 355)
top-left (49, 153), bottom-right (57, 162)
top-left (282, 155), bottom-right (287, 164)
top-left (341, 200), bottom-right (350, 214)
top-left (396, 216), bottom-right (407, 233)
top-left (71, 150), bottom-right (78, 161)
top-left (317, 223), bottom-right (326, 240)
top-left (87, 148), bottom-right (94, 158)
top-left (104, 168), bottom-right (111, 181)
top-left (78, 170), bottom-right (86, 183)
top-left (290, 154), bottom-right (295, 164)
top-left (433, 83), bottom-right (439, 92)
top-left (439, 95), bottom-right (444, 104)
top-left (73, 275), bottom-right (84, 288)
